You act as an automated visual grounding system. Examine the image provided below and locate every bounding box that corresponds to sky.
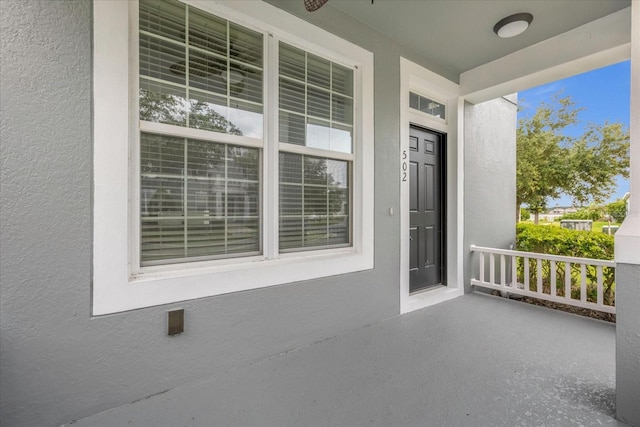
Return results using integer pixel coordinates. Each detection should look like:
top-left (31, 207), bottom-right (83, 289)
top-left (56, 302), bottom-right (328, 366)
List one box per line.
top-left (517, 60), bottom-right (631, 208)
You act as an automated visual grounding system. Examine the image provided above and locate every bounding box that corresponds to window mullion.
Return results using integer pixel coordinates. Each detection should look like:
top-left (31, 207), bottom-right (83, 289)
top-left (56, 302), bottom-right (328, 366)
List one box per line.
top-left (185, 4), bottom-right (190, 129)
top-left (130, 0), bottom-right (142, 275)
top-left (226, 20), bottom-right (231, 125)
top-left (301, 51), bottom-right (308, 247)
top-left (183, 5), bottom-right (190, 260)
top-left (183, 138), bottom-right (189, 258)
top-left (329, 61), bottom-right (333, 144)
top-left (301, 155), bottom-right (306, 247)
top-left (224, 146), bottom-right (229, 253)
top-left (265, 32), bottom-right (279, 259)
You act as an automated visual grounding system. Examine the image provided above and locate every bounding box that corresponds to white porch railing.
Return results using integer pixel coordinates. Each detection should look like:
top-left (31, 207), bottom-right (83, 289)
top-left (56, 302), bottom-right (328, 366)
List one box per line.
top-left (470, 245), bottom-right (616, 314)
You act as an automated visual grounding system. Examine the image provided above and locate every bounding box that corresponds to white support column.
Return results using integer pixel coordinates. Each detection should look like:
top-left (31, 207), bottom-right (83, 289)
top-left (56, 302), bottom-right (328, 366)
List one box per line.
top-left (615, 2), bottom-right (640, 426)
top-left (616, 1), bottom-right (640, 240)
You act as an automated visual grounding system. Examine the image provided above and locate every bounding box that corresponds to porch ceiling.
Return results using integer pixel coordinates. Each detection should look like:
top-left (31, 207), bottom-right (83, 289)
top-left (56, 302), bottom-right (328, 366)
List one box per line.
top-left (325, 0), bottom-right (630, 78)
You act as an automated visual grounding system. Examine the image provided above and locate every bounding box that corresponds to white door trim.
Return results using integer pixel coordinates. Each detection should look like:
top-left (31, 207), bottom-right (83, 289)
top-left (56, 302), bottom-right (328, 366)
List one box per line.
top-left (399, 57), bottom-right (463, 314)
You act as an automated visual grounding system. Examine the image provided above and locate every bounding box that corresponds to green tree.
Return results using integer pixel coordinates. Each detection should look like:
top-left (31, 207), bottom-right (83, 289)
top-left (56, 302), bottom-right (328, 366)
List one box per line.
top-left (560, 206), bottom-right (602, 221)
top-left (517, 94), bottom-right (629, 224)
top-left (139, 89), bottom-right (243, 135)
top-left (567, 122), bottom-right (630, 205)
top-left (517, 95), bottom-right (579, 224)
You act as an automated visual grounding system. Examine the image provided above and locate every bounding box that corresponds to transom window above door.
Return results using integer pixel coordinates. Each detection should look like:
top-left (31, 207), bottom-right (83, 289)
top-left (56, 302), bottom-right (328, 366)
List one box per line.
top-left (410, 91), bottom-right (446, 120)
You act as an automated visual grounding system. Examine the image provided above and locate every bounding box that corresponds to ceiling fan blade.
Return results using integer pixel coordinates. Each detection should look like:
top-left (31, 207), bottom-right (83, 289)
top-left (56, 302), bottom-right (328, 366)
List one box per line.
top-left (304, 0), bottom-right (328, 12)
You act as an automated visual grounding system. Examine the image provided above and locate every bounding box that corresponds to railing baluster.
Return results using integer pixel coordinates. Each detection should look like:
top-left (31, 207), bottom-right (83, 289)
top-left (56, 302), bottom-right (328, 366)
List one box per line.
top-left (490, 253), bottom-right (495, 286)
top-left (565, 261), bottom-right (572, 300)
top-left (469, 246), bottom-right (615, 314)
top-left (580, 264), bottom-right (587, 303)
top-left (524, 257), bottom-right (530, 293)
top-left (597, 266), bottom-right (604, 306)
top-left (537, 258), bottom-right (543, 295)
top-left (550, 260), bottom-right (557, 297)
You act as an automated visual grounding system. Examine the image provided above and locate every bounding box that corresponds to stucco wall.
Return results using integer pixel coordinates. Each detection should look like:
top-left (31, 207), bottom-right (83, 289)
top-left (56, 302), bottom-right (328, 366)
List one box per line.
top-left (616, 263), bottom-right (640, 426)
top-left (0, 1), bottom-right (451, 426)
top-left (0, 0), bottom-right (522, 424)
top-left (463, 96), bottom-right (518, 289)
top-left (615, 2), bottom-right (640, 425)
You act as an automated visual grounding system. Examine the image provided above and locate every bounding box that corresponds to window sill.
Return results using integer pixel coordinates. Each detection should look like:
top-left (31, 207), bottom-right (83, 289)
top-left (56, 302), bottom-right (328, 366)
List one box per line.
top-left (133, 246), bottom-right (361, 282)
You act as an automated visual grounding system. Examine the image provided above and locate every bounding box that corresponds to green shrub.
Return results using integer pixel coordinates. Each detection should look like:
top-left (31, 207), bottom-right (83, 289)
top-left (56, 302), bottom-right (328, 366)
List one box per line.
top-left (520, 207), bottom-right (530, 221)
top-left (516, 223), bottom-right (613, 259)
top-left (515, 223), bottom-right (615, 305)
top-left (607, 200), bottom-right (627, 223)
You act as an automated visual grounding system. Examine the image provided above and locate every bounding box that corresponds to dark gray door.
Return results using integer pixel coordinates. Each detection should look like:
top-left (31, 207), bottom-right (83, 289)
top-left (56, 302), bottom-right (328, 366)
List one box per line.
top-left (409, 125), bottom-right (444, 292)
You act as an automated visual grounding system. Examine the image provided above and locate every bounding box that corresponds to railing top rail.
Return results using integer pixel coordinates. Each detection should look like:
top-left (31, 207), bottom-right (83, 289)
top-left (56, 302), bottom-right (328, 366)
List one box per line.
top-left (470, 245), bottom-right (616, 267)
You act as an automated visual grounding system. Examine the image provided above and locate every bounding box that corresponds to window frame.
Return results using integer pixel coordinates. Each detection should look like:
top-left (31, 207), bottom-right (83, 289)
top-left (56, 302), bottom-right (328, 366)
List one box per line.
top-left (93, 0), bottom-right (374, 315)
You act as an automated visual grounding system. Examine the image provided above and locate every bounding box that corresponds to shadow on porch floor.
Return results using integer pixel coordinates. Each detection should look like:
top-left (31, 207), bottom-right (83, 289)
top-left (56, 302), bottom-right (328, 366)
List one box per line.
top-left (68, 292), bottom-right (626, 427)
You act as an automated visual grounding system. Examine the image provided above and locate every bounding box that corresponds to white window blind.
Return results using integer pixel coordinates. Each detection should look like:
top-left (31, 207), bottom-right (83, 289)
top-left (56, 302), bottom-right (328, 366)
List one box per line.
top-left (139, 0), bottom-right (263, 264)
top-left (136, 0), bottom-right (356, 265)
top-left (278, 42), bottom-right (354, 153)
top-left (140, 133), bottom-right (260, 264)
top-left (139, 0), bottom-right (264, 136)
top-left (278, 42), bottom-right (354, 251)
top-left (279, 153), bottom-right (350, 250)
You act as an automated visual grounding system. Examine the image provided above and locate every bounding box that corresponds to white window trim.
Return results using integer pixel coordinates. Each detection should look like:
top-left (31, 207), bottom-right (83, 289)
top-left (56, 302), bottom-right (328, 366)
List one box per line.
top-left (93, 0), bottom-right (374, 315)
top-left (399, 57), bottom-right (463, 314)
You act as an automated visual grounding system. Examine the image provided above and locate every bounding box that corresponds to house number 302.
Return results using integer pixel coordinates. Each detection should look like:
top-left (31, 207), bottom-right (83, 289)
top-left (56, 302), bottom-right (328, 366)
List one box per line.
top-left (402, 150), bottom-right (408, 182)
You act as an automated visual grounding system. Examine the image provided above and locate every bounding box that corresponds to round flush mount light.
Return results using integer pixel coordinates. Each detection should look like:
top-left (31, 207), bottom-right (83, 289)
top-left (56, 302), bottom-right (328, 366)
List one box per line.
top-left (223, 69), bottom-right (244, 84)
top-left (493, 13), bottom-right (533, 38)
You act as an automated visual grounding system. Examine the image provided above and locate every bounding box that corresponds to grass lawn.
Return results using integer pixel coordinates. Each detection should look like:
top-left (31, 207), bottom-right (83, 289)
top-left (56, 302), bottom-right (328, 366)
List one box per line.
top-left (593, 221), bottom-right (621, 233)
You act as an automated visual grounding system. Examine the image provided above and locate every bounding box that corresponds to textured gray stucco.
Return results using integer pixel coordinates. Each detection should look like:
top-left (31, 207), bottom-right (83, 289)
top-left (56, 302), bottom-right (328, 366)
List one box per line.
top-left (2, 0), bottom-right (618, 425)
top-left (0, 1), bottom-right (460, 426)
top-left (463, 97), bottom-right (518, 289)
top-left (616, 263), bottom-right (640, 427)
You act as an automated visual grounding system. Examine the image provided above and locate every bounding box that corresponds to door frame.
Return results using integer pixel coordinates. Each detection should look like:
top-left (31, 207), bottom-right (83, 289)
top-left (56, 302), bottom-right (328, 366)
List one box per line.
top-left (399, 57), bottom-right (464, 314)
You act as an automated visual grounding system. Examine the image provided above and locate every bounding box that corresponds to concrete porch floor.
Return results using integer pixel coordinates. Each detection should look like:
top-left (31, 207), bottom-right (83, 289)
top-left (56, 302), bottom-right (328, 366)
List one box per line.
top-left (67, 292), bottom-right (625, 427)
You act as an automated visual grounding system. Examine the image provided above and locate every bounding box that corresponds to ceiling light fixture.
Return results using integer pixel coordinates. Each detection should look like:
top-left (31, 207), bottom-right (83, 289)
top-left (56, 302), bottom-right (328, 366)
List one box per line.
top-left (222, 69), bottom-right (244, 84)
top-left (304, 0), bottom-right (328, 12)
top-left (493, 13), bottom-right (533, 38)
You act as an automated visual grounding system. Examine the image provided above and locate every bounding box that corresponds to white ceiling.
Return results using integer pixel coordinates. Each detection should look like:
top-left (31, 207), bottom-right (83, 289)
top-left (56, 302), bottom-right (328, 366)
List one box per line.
top-left (322, 0), bottom-right (630, 77)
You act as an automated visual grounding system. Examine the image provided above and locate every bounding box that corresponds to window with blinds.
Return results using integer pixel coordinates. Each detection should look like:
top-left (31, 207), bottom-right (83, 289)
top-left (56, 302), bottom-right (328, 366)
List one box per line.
top-left (279, 42), bottom-right (354, 153)
top-left (137, 0), bottom-right (355, 266)
top-left (278, 42), bottom-right (353, 251)
top-left (139, 0), bottom-right (263, 265)
top-left (140, 133), bottom-right (260, 263)
top-left (139, 0), bottom-right (263, 136)
top-left (279, 154), bottom-right (350, 250)
top-left (93, 0), bottom-right (373, 312)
